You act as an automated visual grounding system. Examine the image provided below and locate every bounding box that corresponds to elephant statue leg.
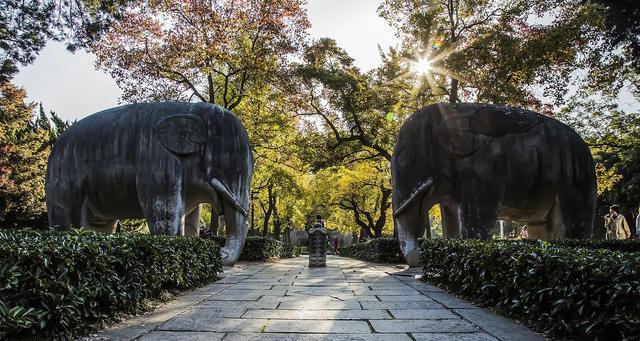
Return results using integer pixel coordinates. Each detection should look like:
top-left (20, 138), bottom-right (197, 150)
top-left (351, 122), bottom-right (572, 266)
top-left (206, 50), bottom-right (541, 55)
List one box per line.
top-left (528, 197), bottom-right (566, 239)
top-left (559, 184), bottom-right (596, 239)
top-left (459, 201), bottom-right (497, 239)
top-left (47, 186), bottom-right (86, 229)
top-left (440, 201), bottom-right (461, 238)
top-left (137, 167), bottom-right (185, 235)
top-left (184, 204), bottom-right (201, 237)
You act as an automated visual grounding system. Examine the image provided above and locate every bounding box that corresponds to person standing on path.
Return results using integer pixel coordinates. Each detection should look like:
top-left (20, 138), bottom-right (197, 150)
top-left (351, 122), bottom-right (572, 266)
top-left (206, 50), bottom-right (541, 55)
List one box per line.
top-left (636, 207), bottom-right (640, 238)
top-left (604, 205), bottom-right (631, 240)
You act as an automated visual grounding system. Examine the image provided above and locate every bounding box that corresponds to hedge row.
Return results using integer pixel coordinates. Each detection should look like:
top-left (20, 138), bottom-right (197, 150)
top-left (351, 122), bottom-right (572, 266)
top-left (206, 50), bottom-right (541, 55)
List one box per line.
top-left (339, 238), bottom-right (404, 263)
top-left (421, 239), bottom-right (640, 340)
top-left (0, 229), bottom-right (222, 339)
top-left (207, 236), bottom-right (301, 261)
top-left (519, 238), bottom-right (640, 253)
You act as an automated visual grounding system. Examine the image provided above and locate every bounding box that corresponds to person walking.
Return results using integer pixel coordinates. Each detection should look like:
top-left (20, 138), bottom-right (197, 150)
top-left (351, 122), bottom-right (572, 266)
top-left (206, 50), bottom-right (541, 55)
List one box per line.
top-left (604, 205), bottom-right (631, 240)
top-left (636, 207), bottom-right (640, 239)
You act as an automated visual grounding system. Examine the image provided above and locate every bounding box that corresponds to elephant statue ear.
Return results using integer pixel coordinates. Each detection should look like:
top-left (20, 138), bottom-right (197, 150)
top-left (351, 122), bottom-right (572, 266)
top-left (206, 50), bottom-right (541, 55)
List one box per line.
top-left (155, 114), bottom-right (206, 155)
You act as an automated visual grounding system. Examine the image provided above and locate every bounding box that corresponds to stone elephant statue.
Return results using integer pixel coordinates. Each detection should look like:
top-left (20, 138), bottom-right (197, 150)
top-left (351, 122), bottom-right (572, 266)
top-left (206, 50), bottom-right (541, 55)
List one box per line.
top-left (45, 102), bottom-right (253, 266)
top-left (391, 103), bottom-right (596, 266)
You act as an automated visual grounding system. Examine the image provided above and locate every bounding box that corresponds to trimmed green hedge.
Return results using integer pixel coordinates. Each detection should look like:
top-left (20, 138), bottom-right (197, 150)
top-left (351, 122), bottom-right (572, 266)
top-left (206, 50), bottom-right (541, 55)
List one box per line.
top-left (0, 229), bottom-right (222, 339)
top-left (421, 239), bottom-right (640, 340)
top-left (519, 239), bottom-right (640, 253)
top-left (205, 236), bottom-right (300, 261)
top-left (240, 236), bottom-right (300, 261)
top-left (339, 238), bottom-right (404, 263)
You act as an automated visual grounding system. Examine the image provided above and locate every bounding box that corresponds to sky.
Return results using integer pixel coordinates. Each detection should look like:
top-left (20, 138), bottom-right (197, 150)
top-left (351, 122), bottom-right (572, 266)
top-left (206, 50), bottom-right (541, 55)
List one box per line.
top-left (13, 0), bottom-right (399, 122)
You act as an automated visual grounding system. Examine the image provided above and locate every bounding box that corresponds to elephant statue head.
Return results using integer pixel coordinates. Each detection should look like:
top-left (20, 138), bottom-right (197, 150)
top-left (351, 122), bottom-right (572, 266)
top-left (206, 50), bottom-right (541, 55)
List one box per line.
top-left (154, 104), bottom-right (253, 266)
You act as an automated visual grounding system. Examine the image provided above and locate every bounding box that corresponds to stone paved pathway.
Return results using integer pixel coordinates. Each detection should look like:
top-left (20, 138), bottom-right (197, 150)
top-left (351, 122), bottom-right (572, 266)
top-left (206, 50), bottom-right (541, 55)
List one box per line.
top-left (92, 256), bottom-right (546, 341)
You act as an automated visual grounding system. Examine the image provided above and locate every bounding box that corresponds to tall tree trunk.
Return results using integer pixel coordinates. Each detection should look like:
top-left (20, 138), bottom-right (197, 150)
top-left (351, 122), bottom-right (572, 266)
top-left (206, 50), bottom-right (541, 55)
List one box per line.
top-left (450, 78), bottom-right (459, 104)
top-left (261, 182), bottom-right (275, 236)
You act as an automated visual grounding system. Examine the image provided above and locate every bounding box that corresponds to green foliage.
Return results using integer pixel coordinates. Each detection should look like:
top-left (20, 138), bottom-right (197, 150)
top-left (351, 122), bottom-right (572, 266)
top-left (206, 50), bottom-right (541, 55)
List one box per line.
top-left (0, 83), bottom-right (48, 226)
top-left (421, 239), bottom-right (640, 340)
top-left (1, 0), bottom-right (137, 81)
top-left (0, 229), bottom-right (222, 339)
top-left (516, 238), bottom-right (640, 253)
top-left (339, 238), bottom-right (404, 263)
top-left (205, 236), bottom-right (300, 262)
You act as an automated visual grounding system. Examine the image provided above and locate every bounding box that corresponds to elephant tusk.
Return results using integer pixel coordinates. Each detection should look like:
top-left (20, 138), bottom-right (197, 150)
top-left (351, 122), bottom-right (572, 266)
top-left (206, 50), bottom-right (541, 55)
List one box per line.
top-left (210, 178), bottom-right (248, 217)
top-left (393, 177), bottom-right (434, 218)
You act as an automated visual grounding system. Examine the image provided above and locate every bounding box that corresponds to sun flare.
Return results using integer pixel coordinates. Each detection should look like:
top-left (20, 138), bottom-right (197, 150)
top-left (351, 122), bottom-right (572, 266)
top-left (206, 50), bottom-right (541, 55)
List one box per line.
top-left (410, 58), bottom-right (433, 75)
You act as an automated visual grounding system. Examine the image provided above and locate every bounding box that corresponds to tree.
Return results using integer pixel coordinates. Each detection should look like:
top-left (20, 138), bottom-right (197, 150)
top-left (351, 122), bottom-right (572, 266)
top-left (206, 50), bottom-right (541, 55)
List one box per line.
top-left (34, 104), bottom-right (71, 147)
top-left (588, 0), bottom-right (640, 72)
top-left (378, 0), bottom-right (617, 108)
top-left (90, 0), bottom-right (309, 106)
top-left (0, 82), bottom-right (49, 225)
top-left (1, 0), bottom-right (137, 81)
top-left (291, 39), bottom-right (419, 237)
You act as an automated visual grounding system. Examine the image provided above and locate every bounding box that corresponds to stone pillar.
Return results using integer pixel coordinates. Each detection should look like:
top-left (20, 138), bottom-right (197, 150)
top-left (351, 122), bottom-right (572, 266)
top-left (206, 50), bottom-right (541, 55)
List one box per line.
top-left (308, 223), bottom-right (328, 268)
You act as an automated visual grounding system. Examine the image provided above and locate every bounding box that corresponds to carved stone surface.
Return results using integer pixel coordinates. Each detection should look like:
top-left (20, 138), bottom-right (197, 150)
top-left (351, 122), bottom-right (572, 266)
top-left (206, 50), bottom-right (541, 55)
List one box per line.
top-left (392, 103), bottom-right (597, 266)
top-left (45, 102), bottom-right (253, 266)
top-left (308, 223), bottom-right (328, 268)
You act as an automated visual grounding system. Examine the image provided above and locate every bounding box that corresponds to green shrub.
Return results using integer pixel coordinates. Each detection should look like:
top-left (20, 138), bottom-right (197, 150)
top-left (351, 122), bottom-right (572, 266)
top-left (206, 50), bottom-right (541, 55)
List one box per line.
top-left (204, 236), bottom-right (300, 261)
top-left (421, 239), bottom-right (640, 340)
top-left (239, 236), bottom-right (300, 261)
top-left (517, 238), bottom-right (640, 253)
top-left (340, 238), bottom-right (404, 263)
top-left (0, 229), bottom-right (222, 339)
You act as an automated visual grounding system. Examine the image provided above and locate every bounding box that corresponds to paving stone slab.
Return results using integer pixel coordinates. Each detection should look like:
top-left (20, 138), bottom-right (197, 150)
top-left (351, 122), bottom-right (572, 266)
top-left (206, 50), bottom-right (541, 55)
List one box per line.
top-left (242, 309), bottom-right (392, 320)
top-left (137, 331), bottom-right (225, 341)
top-left (277, 300), bottom-right (363, 310)
top-left (370, 319), bottom-right (478, 333)
top-left (173, 308), bottom-right (246, 318)
top-left (425, 292), bottom-right (479, 309)
top-left (263, 319), bottom-right (371, 333)
top-left (230, 283), bottom-right (276, 290)
top-left (412, 333), bottom-right (499, 341)
top-left (454, 309), bottom-right (548, 341)
top-left (361, 301), bottom-right (444, 310)
top-left (222, 333), bottom-right (412, 341)
top-left (196, 300), bottom-right (279, 309)
top-left (158, 317), bottom-right (267, 332)
top-left (206, 294), bottom-right (262, 301)
top-left (353, 289), bottom-right (420, 296)
top-left (219, 289), bottom-right (288, 296)
top-left (389, 309), bottom-right (460, 319)
top-left (376, 295), bottom-right (434, 302)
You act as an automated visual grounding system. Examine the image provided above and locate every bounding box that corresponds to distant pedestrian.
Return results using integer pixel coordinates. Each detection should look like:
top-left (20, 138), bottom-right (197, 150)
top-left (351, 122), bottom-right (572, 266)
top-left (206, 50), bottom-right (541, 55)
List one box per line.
top-left (604, 205), bottom-right (631, 240)
top-left (333, 236), bottom-right (339, 255)
top-left (636, 207), bottom-right (640, 239)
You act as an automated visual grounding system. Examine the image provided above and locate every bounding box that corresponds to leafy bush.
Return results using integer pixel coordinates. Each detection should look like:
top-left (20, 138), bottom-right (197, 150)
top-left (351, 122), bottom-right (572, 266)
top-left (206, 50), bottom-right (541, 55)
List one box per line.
top-left (339, 238), bottom-right (404, 263)
top-left (204, 236), bottom-right (300, 261)
top-left (517, 238), bottom-right (640, 253)
top-left (421, 239), bottom-right (640, 340)
top-left (0, 229), bottom-right (222, 339)
top-left (239, 236), bottom-right (300, 261)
